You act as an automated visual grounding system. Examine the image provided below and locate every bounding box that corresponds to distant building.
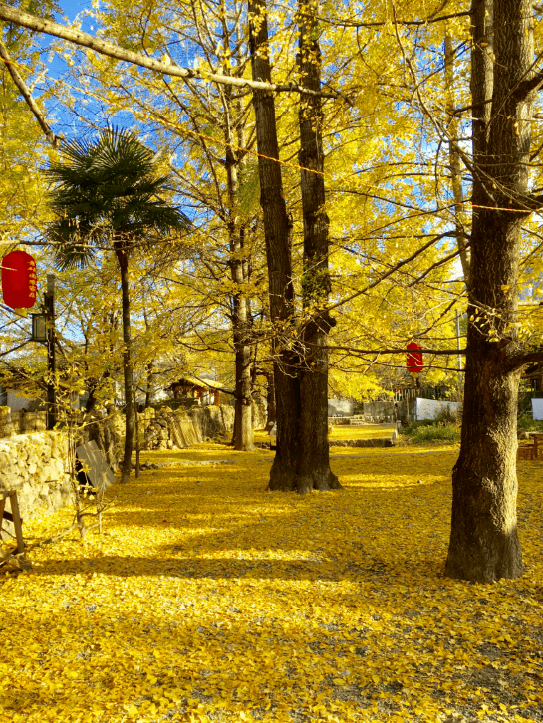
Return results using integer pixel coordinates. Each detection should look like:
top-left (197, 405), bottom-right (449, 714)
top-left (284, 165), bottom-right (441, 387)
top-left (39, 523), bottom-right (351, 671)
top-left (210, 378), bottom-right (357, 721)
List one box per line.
top-left (167, 376), bottom-right (232, 406)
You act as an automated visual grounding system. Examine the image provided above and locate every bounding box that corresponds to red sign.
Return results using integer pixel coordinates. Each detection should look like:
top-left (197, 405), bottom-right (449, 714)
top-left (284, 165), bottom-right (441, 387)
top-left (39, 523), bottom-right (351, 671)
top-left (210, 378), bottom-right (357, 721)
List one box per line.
top-left (1, 250), bottom-right (37, 310)
top-left (407, 342), bottom-right (423, 374)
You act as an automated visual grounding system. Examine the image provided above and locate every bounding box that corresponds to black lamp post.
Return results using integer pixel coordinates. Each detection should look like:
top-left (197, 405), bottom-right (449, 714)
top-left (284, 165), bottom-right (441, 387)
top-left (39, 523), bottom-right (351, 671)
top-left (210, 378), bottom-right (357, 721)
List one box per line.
top-left (44, 275), bottom-right (56, 430)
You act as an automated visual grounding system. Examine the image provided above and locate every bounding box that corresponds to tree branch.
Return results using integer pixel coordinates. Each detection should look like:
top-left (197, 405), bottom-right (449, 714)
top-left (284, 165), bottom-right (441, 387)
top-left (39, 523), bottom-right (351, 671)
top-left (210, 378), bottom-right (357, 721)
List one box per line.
top-left (323, 345), bottom-right (466, 355)
top-left (0, 339), bottom-right (31, 358)
top-left (325, 232), bottom-right (450, 313)
top-left (0, 3), bottom-right (343, 100)
top-left (0, 38), bottom-right (59, 147)
top-left (514, 350), bottom-right (543, 367)
top-left (305, 11), bottom-right (471, 28)
top-left (514, 71), bottom-right (543, 102)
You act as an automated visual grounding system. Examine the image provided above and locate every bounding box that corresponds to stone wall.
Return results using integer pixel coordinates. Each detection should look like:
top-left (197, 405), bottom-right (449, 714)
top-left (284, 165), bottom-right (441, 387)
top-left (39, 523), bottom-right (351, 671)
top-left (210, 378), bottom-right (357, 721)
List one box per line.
top-left (0, 407), bottom-right (47, 437)
top-left (142, 405), bottom-right (236, 450)
top-left (0, 432), bottom-right (75, 540)
top-left (363, 400), bottom-right (399, 422)
top-left (189, 404), bottom-right (236, 440)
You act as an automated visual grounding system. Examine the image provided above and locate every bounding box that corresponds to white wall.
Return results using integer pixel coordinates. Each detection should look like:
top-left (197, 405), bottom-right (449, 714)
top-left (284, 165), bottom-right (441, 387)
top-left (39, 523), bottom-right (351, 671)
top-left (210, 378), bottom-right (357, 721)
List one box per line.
top-left (415, 398), bottom-right (458, 420)
top-left (7, 390), bottom-right (34, 412)
top-left (328, 398), bottom-right (354, 416)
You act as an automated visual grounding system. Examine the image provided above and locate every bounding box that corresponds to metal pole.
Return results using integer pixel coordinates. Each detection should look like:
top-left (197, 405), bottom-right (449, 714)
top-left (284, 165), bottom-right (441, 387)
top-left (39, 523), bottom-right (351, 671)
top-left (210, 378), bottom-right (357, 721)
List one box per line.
top-left (455, 309), bottom-right (463, 397)
top-left (45, 274), bottom-right (57, 430)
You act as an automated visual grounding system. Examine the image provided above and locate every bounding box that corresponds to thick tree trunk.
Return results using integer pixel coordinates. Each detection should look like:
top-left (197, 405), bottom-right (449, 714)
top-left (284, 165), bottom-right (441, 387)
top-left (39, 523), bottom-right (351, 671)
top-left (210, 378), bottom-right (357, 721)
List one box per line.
top-left (85, 370), bottom-right (110, 415)
top-left (445, 0), bottom-right (535, 582)
top-left (297, 0), bottom-right (340, 493)
top-left (249, 0), bottom-right (302, 489)
top-left (115, 243), bottom-right (135, 484)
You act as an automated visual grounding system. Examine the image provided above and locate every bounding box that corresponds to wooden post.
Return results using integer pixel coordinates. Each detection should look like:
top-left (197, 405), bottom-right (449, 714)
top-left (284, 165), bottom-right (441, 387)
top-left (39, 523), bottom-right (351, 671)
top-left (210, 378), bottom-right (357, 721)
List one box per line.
top-left (0, 491), bottom-right (25, 554)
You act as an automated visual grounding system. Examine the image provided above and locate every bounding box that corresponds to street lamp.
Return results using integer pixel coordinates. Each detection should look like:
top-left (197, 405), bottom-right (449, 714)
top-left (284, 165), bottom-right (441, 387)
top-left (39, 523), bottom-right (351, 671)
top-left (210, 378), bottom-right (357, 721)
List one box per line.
top-left (30, 312), bottom-right (47, 342)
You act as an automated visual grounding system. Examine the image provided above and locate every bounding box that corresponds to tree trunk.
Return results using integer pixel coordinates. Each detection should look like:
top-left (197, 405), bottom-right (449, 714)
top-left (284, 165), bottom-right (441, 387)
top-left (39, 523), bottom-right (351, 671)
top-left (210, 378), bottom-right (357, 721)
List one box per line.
top-left (445, 0), bottom-right (535, 582)
top-left (115, 242), bottom-right (135, 484)
top-left (296, 0), bottom-right (340, 493)
top-left (226, 133), bottom-right (255, 450)
top-left (265, 370), bottom-right (276, 429)
top-left (249, 0), bottom-right (302, 489)
top-left (144, 361), bottom-right (153, 409)
top-left (231, 278), bottom-right (254, 450)
top-left (85, 385), bottom-right (99, 415)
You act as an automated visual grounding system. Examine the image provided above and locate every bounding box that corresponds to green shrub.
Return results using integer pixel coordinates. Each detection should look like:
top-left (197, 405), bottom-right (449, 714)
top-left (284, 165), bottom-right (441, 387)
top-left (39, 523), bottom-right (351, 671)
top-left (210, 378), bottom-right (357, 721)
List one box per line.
top-left (517, 414), bottom-right (543, 433)
top-left (434, 406), bottom-right (458, 424)
top-left (403, 422), bottom-right (460, 445)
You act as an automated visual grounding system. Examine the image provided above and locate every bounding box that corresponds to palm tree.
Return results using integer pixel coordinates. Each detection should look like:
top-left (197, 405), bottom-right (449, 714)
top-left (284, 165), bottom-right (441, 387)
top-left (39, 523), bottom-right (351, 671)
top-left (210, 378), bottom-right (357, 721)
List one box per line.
top-left (46, 127), bottom-right (191, 483)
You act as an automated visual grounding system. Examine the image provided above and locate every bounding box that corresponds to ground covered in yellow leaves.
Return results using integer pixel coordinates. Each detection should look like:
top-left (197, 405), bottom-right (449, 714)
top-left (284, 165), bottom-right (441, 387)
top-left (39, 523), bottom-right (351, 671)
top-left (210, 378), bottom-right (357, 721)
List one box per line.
top-left (253, 424), bottom-right (395, 443)
top-left (2, 444), bottom-right (543, 723)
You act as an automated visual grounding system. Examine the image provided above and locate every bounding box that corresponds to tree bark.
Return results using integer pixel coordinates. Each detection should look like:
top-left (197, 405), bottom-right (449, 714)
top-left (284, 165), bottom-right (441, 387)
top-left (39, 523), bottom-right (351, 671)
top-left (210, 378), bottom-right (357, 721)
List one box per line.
top-left (144, 361), bottom-right (153, 409)
top-left (225, 118), bottom-right (255, 450)
top-left (249, 0), bottom-right (302, 489)
top-left (85, 370), bottom-right (111, 415)
top-left (297, 0), bottom-right (340, 493)
top-left (265, 370), bottom-right (276, 428)
top-left (231, 233), bottom-right (255, 451)
top-left (115, 242), bottom-right (135, 484)
top-left (445, 0), bottom-right (535, 582)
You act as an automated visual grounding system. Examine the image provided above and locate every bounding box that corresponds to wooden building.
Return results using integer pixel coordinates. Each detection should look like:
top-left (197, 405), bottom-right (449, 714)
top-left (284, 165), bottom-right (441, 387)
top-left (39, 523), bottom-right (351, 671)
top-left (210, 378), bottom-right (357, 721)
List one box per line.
top-left (168, 376), bottom-right (232, 406)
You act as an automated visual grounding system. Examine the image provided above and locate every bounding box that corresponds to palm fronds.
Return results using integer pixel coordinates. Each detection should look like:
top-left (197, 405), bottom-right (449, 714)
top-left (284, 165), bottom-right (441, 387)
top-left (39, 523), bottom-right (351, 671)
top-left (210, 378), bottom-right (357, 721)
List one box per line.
top-left (46, 127), bottom-right (191, 266)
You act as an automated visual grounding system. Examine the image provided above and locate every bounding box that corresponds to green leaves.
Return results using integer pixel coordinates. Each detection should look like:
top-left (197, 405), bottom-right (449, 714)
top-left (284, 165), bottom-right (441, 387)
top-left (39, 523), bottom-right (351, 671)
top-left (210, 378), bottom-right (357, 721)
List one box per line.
top-left (45, 126), bottom-right (191, 268)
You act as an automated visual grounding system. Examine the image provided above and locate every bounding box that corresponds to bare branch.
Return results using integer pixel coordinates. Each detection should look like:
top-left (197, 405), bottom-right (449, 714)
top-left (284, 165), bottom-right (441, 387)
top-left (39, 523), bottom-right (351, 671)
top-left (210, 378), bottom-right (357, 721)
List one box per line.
top-left (302, 11), bottom-right (471, 28)
top-left (325, 232), bottom-right (449, 313)
top-left (324, 344), bottom-right (466, 355)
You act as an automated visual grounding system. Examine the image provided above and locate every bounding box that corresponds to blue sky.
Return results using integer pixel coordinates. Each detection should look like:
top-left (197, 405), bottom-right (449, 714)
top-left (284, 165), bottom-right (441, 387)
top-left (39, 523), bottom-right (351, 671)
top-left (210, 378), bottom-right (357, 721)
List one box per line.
top-left (56, 1), bottom-right (92, 23)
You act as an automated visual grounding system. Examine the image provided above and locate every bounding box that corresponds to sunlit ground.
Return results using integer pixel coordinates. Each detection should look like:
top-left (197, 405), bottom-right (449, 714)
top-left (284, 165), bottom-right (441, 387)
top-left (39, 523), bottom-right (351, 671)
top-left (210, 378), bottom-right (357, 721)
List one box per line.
top-left (2, 443), bottom-right (542, 723)
top-left (253, 424), bottom-right (396, 443)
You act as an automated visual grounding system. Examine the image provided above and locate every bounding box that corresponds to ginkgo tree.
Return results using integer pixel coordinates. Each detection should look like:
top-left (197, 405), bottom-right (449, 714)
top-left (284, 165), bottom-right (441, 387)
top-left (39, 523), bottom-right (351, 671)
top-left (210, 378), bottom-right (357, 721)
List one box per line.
top-left (5, 0), bottom-right (543, 585)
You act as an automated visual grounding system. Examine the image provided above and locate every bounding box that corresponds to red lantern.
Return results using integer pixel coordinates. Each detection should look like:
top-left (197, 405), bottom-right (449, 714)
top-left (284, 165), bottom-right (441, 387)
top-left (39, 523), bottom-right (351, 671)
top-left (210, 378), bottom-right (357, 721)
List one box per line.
top-left (1, 250), bottom-right (37, 313)
top-left (407, 342), bottom-right (423, 374)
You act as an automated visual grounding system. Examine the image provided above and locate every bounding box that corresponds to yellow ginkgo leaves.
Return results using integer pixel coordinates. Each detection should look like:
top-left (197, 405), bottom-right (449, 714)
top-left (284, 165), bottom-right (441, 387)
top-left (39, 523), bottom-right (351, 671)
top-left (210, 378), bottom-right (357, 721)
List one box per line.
top-left (1, 442), bottom-right (542, 723)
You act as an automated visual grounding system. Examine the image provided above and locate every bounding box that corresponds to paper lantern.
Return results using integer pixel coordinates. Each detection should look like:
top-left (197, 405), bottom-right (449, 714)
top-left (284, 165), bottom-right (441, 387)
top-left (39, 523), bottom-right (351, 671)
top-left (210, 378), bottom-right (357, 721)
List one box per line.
top-left (1, 250), bottom-right (37, 313)
top-left (407, 342), bottom-right (423, 374)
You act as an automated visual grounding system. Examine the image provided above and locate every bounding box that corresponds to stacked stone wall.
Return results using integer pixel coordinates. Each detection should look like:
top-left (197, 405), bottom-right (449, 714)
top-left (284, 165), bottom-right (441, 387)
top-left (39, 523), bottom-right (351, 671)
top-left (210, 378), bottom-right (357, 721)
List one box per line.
top-left (188, 405), bottom-right (235, 440)
top-left (0, 432), bottom-right (75, 540)
top-left (0, 407), bottom-right (48, 437)
top-left (142, 405), bottom-right (236, 450)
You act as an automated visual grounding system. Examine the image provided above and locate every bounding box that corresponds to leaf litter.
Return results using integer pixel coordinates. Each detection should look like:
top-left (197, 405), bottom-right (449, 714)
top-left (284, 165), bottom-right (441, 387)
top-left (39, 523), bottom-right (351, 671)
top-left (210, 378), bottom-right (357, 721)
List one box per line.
top-left (1, 443), bottom-right (542, 723)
